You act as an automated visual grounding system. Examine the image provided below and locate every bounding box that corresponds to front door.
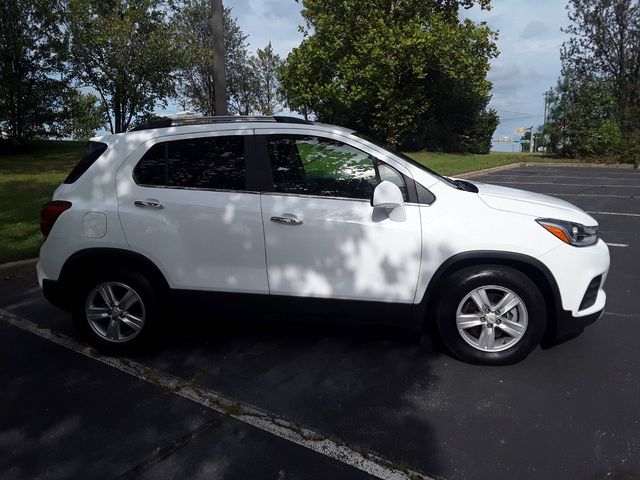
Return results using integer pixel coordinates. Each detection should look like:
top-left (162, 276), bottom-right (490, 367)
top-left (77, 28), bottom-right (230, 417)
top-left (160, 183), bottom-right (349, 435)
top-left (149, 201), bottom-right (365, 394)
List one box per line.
top-left (258, 132), bottom-right (422, 303)
top-left (116, 131), bottom-right (269, 294)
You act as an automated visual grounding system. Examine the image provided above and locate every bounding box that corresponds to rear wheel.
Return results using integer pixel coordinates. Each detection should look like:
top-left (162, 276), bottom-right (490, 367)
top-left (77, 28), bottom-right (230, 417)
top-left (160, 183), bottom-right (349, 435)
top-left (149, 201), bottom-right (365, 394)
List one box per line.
top-left (72, 269), bottom-right (161, 352)
top-left (435, 265), bottom-right (546, 365)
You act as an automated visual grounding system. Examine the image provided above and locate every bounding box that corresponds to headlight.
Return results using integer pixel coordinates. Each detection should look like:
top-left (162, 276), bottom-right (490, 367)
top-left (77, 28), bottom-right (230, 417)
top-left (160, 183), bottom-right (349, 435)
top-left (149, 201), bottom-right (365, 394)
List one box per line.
top-left (536, 218), bottom-right (598, 247)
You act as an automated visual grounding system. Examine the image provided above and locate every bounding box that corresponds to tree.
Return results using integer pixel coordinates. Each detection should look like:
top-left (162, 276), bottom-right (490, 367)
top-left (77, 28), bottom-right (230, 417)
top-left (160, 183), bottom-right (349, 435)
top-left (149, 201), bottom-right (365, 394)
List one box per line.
top-left (61, 90), bottom-right (105, 140)
top-left (0, 0), bottom-right (68, 142)
top-left (280, 0), bottom-right (498, 152)
top-left (228, 62), bottom-right (259, 115)
top-left (546, 75), bottom-right (623, 157)
top-left (174, 1), bottom-right (255, 116)
top-left (418, 73), bottom-right (499, 153)
top-left (65, 0), bottom-right (181, 133)
top-left (251, 42), bottom-right (284, 115)
top-left (562, 0), bottom-right (640, 164)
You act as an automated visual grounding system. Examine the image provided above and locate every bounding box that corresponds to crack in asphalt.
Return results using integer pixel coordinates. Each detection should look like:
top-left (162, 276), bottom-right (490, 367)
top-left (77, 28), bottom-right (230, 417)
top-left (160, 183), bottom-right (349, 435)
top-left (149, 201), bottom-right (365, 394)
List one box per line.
top-left (114, 417), bottom-right (224, 479)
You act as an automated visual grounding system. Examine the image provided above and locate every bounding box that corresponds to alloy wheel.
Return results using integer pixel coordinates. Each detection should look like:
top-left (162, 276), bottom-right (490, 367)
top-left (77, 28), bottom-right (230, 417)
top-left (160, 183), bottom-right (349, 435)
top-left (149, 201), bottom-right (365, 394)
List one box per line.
top-left (85, 282), bottom-right (146, 343)
top-left (455, 285), bottom-right (528, 353)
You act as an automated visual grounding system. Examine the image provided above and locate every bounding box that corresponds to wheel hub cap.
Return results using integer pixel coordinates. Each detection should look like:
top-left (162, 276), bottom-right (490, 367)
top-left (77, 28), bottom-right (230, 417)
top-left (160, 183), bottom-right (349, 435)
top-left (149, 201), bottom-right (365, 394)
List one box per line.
top-left (485, 312), bottom-right (498, 325)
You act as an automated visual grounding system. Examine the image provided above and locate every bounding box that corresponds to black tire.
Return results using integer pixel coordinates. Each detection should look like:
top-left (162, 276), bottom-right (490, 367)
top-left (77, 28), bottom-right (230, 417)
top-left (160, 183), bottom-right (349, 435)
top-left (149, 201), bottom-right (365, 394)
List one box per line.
top-left (435, 265), bottom-right (546, 365)
top-left (72, 268), bottom-right (162, 353)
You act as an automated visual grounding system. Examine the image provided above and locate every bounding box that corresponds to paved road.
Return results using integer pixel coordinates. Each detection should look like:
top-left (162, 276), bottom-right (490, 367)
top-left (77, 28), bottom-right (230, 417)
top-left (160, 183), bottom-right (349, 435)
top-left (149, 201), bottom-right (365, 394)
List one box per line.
top-left (1, 165), bottom-right (639, 480)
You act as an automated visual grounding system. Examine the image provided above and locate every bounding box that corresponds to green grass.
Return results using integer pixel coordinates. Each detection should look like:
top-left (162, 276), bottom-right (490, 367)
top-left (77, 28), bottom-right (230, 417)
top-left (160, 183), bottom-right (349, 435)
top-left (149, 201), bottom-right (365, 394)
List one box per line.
top-left (0, 141), bottom-right (586, 265)
top-left (404, 151), bottom-right (567, 176)
top-left (0, 140), bottom-right (86, 264)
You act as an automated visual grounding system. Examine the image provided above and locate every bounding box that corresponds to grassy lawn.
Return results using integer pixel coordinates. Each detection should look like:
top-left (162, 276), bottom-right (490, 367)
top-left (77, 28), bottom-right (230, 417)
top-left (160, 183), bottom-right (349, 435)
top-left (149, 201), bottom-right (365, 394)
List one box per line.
top-left (406, 151), bottom-right (565, 176)
top-left (0, 141), bottom-right (576, 264)
top-left (0, 141), bottom-right (86, 264)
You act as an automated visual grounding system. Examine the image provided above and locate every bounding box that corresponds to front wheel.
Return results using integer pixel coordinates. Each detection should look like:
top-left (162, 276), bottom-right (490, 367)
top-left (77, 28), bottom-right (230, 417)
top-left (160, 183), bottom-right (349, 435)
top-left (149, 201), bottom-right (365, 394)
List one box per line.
top-left (435, 265), bottom-right (547, 365)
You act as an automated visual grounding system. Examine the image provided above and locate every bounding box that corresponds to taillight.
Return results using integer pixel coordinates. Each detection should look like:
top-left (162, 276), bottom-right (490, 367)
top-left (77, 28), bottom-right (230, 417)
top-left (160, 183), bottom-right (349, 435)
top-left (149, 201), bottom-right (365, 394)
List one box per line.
top-left (40, 201), bottom-right (72, 238)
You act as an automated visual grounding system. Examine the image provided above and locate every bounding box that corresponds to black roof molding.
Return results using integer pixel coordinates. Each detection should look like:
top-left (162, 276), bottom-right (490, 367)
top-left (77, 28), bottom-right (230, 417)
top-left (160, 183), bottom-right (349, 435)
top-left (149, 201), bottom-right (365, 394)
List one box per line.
top-left (130, 115), bottom-right (312, 132)
top-left (273, 115), bottom-right (313, 125)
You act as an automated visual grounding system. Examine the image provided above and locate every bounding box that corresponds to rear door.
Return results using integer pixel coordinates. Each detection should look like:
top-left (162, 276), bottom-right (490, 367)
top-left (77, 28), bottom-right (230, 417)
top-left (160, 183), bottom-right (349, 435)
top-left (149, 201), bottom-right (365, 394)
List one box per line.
top-left (116, 130), bottom-right (269, 294)
top-left (257, 130), bottom-right (423, 303)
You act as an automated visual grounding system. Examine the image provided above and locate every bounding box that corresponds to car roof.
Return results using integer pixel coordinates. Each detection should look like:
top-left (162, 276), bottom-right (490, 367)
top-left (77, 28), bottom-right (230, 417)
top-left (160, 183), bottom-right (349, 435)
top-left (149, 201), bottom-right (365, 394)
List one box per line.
top-left (90, 116), bottom-right (356, 145)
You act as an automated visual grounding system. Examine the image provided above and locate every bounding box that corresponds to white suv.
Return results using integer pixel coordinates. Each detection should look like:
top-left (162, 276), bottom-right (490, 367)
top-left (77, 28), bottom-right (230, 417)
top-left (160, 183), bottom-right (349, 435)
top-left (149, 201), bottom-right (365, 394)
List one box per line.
top-left (37, 116), bottom-right (610, 364)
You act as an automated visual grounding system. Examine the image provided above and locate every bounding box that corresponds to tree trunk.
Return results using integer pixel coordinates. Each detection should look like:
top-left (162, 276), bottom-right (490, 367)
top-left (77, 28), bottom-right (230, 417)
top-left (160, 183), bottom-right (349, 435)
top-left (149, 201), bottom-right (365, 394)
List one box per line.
top-left (211, 0), bottom-right (227, 115)
top-left (114, 93), bottom-right (122, 134)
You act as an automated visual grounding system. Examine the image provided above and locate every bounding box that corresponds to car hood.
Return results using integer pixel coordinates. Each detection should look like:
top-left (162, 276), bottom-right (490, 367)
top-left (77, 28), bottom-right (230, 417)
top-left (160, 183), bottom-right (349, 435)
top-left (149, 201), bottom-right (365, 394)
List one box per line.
top-left (469, 181), bottom-right (598, 226)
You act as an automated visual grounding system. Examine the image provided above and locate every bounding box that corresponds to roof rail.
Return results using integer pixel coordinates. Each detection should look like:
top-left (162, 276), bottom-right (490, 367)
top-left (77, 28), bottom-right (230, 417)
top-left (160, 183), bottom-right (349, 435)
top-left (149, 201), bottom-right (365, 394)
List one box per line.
top-left (273, 115), bottom-right (313, 125)
top-left (130, 115), bottom-right (312, 132)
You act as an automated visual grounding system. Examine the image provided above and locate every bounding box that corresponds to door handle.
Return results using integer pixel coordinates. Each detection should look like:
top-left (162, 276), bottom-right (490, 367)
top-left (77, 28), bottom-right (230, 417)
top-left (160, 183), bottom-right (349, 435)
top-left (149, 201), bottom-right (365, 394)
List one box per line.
top-left (134, 199), bottom-right (165, 209)
top-left (270, 214), bottom-right (303, 226)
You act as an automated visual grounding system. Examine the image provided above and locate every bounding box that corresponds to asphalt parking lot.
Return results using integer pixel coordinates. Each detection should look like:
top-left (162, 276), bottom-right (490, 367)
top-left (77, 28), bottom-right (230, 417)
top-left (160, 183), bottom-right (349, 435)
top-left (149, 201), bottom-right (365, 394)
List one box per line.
top-left (1, 165), bottom-right (639, 480)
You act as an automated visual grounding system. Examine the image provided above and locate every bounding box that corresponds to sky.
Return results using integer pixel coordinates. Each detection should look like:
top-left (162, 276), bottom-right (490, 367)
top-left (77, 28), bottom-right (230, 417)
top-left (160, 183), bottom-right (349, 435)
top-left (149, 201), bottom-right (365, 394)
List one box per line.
top-left (166, 0), bottom-right (572, 152)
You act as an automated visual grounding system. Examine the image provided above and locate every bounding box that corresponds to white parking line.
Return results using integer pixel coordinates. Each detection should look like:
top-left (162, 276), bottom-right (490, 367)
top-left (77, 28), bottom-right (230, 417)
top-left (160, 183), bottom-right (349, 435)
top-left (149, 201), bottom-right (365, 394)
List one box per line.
top-left (539, 193), bottom-right (636, 198)
top-left (587, 211), bottom-right (640, 218)
top-left (488, 174), bottom-right (640, 181)
top-left (606, 243), bottom-right (630, 248)
top-left (0, 309), bottom-right (430, 480)
top-left (605, 312), bottom-right (639, 318)
top-left (490, 182), bottom-right (640, 188)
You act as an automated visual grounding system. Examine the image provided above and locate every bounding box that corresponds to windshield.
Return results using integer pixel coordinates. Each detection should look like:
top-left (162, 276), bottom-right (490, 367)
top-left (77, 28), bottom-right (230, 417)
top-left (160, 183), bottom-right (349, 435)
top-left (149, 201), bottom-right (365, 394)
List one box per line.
top-left (352, 132), bottom-right (457, 188)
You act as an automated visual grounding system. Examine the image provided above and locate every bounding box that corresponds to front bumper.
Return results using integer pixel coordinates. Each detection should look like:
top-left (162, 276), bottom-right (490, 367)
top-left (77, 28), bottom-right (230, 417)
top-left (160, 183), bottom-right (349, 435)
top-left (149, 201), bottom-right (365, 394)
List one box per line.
top-left (553, 307), bottom-right (605, 341)
top-left (537, 239), bottom-right (609, 344)
top-left (538, 239), bottom-right (610, 315)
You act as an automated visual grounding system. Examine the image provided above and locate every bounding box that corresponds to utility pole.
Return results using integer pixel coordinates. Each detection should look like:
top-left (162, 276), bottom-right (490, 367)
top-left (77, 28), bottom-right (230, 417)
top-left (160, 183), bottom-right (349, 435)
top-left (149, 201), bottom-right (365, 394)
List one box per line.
top-left (529, 125), bottom-right (535, 153)
top-left (211, 0), bottom-right (228, 115)
top-left (542, 90), bottom-right (551, 151)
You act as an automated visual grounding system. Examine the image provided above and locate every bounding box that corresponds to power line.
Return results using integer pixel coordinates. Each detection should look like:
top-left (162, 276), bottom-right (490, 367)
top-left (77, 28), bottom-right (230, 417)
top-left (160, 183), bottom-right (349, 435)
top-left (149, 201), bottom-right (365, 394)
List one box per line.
top-left (492, 107), bottom-right (538, 116)
top-left (499, 114), bottom-right (545, 121)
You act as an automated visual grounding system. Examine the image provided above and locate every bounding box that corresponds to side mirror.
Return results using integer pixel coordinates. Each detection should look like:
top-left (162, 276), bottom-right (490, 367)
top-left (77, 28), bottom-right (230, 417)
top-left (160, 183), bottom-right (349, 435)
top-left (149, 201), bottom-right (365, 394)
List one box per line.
top-left (372, 180), bottom-right (404, 209)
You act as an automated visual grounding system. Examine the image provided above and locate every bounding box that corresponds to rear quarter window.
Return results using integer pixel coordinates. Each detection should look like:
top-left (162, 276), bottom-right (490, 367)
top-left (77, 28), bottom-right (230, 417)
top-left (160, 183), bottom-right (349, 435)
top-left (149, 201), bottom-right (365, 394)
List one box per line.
top-left (64, 142), bottom-right (108, 184)
top-left (133, 136), bottom-right (247, 191)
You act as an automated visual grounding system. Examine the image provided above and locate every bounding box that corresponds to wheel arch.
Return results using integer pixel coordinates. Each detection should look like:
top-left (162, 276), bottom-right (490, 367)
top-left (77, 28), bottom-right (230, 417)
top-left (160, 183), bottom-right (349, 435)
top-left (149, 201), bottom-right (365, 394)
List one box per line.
top-left (419, 251), bottom-right (562, 343)
top-left (58, 248), bottom-right (171, 301)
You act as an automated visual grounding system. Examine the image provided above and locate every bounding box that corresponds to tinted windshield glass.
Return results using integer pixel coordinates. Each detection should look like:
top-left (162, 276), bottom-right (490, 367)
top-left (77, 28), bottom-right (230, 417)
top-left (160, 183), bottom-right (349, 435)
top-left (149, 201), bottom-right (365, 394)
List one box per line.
top-left (352, 132), bottom-right (457, 187)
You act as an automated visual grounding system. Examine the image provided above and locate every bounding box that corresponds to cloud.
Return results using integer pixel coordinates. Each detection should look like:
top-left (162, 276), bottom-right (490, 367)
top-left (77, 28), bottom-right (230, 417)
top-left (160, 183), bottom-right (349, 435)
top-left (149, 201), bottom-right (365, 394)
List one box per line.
top-left (489, 61), bottom-right (543, 94)
top-left (521, 20), bottom-right (550, 39)
top-left (458, 0), bottom-right (571, 149)
top-left (225, 0), bottom-right (304, 55)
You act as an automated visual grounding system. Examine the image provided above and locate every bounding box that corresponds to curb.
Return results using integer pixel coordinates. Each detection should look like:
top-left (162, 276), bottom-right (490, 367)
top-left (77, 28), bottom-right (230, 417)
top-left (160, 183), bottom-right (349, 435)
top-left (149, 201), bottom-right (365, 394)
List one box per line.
top-left (0, 258), bottom-right (38, 273)
top-left (520, 162), bottom-right (635, 169)
top-left (456, 163), bottom-right (522, 179)
top-left (458, 161), bottom-right (634, 178)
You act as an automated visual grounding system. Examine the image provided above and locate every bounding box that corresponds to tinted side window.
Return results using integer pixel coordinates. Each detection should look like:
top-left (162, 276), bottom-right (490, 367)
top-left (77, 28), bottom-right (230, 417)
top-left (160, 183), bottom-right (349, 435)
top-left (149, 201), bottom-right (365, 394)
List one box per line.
top-left (267, 135), bottom-right (379, 199)
top-left (377, 162), bottom-right (409, 202)
top-left (133, 136), bottom-right (246, 191)
top-left (64, 142), bottom-right (108, 184)
top-left (133, 143), bottom-right (166, 186)
top-left (267, 135), bottom-right (411, 201)
top-left (416, 182), bottom-right (436, 204)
